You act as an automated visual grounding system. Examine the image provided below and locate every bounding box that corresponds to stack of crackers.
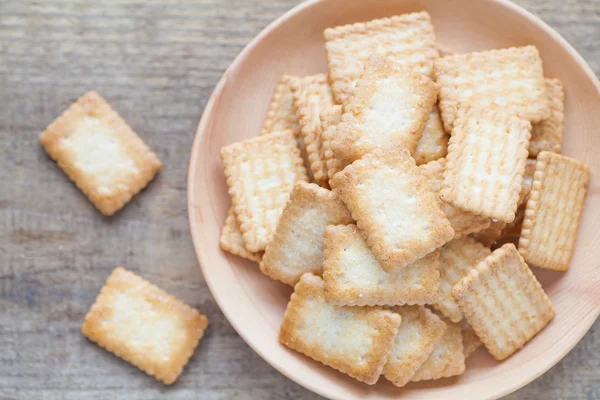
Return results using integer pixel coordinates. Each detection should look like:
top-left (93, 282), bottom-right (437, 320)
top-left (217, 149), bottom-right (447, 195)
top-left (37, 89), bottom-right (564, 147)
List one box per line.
top-left (220, 11), bottom-right (591, 387)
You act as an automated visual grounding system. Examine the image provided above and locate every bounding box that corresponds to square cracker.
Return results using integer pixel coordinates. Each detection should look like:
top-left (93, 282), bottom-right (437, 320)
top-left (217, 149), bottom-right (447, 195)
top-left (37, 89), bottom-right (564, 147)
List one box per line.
top-left (411, 318), bottom-right (465, 381)
top-left (330, 57), bottom-right (438, 164)
top-left (420, 158), bottom-right (491, 237)
top-left (452, 244), bottom-right (556, 360)
top-left (412, 104), bottom-right (450, 165)
top-left (519, 151), bottom-right (590, 271)
top-left (321, 105), bottom-right (349, 187)
top-left (434, 46), bottom-right (549, 132)
top-left (383, 306), bottom-right (446, 387)
top-left (461, 319), bottom-right (482, 359)
top-left (529, 78), bottom-right (564, 157)
top-left (332, 146), bottom-right (454, 271)
top-left (324, 11), bottom-right (438, 103)
top-left (221, 130), bottom-right (309, 252)
top-left (290, 74), bottom-right (335, 187)
top-left (323, 224), bottom-right (440, 306)
top-left (81, 267), bottom-right (208, 384)
top-left (433, 237), bottom-right (491, 323)
top-left (260, 181), bottom-right (352, 286)
top-left (279, 274), bottom-right (401, 385)
top-left (440, 105), bottom-right (532, 223)
top-left (39, 91), bottom-right (162, 216)
top-left (220, 208), bottom-right (263, 263)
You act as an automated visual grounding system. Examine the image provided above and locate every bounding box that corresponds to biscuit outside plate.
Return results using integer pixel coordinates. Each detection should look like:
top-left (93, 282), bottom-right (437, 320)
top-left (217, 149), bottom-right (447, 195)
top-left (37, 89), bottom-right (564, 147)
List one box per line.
top-left (331, 146), bottom-right (454, 272)
top-left (259, 181), bottom-right (352, 286)
top-left (412, 104), bottom-right (450, 165)
top-left (81, 267), bottom-right (208, 385)
top-left (440, 104), bottom-right (532, 223)
top-left (434, 46), bottom-right (549, 132)
top-left (39, 91), bottom-right (162, 216)
top-left (279, 274), bottom-right (401, 385)
top-left (330, 57), bottom-right (438, 164)
top-left (529, 78), bottom-right (564, 157)
top-left (323, 224), bottom-right (440, 306)
top-left (452, 244), bottom-right (556, 360)
top-left (383, 306), bottom-right (446, 387)
top-left (219, 208), bottom-right (263, 263)
top-left (518, 151), bottom-right (590, 271)
top-left (324, 11), bottom-right (438, 104)
top-left (220, 130), bottom-right (309, 252)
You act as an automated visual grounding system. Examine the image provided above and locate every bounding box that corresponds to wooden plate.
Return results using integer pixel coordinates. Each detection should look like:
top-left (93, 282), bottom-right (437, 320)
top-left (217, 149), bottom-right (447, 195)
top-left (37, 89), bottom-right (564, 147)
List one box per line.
top-left (188, 0), bottom-right (600, 398)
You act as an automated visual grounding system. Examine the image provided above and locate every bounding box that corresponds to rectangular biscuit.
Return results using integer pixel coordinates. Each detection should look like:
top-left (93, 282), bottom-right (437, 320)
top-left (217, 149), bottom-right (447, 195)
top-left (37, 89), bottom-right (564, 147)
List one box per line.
top-left (411, 318), bottom-right (465, 381)
top-left (529, 78), bottom-right (564, 157)
top-left (323, 224), bottom-right (440, 306)
top-left (321, 105), bottom-right (349, 187)
top-left (261, 75), bottom-right (301, 135)
top-left (440, 105), bottom-right (532, 223)
top-left (461, 319), bottom-right (482, 358)
top-left (279, 274), bottom-right (401, 385)
top-left (420, 158), bottom-right (491, 237)
top-left (412, 104), bottom-right (450, 165)
top-left (260, 182), bottom-right (352, 286)
top-left (331, 146), bottom-right (454, 271)
top-left (221, 130), bottom-right (309, 252)
top-left (433, 237), bottom-right (491, 323)
top-left (81, 267), bottom-right (208, 384)
top-left (519, 151), bottom-right (590, 271)
top-left (452, 244), bottom-right (556, 360)
top-left (39, 91), bottom-right (162, 216)
top-left (290, 74), bottom-right (335, 187)
top-left (219, 208), bottom-right (263, 263)
top-left (434, 46), bottom-right (549, 132)
top-left (330, 57), bottom-right (438, 164)
top-left (383, 306), bottom-right (446, 387)
top-left (324, 11), bottom-right (439, 103)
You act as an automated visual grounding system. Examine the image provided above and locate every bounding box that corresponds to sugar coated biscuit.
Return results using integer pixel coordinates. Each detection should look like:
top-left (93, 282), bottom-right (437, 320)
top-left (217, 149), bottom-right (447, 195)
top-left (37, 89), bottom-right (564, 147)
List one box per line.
top-left (260, 182), bottom-right (352, 286)
top-left (434, 237), bottom-right (491, 322)
top-left (219, 208), bottom-right (263, 263)
top-left (529, 78), bottom-right (564, 157)
top-left (412, 105), bottom-right (450, 165)
top-left (461, 319), bottom-right (482, 358)
top-left (221, 130), bottom-right (309, 252)
top-left (330, 57), bottom-right (437, 164)
top-left (279, 274), bottom-right (401, 384)
top-left (323, 224), bottom-right (440, 306)
top-left (419, 158), bottom-right (491, 237)
top-left (434, 46), bottom-right (549, 132)
top-left (324, 11), bottom-right (438, 103)
top-left (519, 151), bottom-right (590, 271)
top-left (383, 306), bottom-right (446, 387)
top-left (452, 244), bottom-right (555, 360)
top-left (39, 91), bottom-right (162, 216)
top-left (331, 146), bottom-right (454, 271)
top-left (321, 105), bottom-right (349, 186)
top-left (81, 267), bottom-right (208, 384)
top-left (441, 105), bottom-right (532, 223)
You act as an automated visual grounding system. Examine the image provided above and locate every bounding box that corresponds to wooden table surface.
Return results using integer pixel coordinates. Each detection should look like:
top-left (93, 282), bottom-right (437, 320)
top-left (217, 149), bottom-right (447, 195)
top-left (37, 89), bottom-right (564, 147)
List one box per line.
top-left (1, 0), bottom-right (598, 399)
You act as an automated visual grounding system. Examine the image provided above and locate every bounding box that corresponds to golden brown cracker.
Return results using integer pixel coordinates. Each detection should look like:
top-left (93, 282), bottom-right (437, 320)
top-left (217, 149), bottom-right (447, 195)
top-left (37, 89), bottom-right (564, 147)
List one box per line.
top-left (529, 78), bottom-right (564, 157)
top-left (412, 104), bottom-right (450, 165)
top-left (321, 105), bottom-right (348, 186)
top-left (460, 319), bottom-right (482, 358)
top-left (261, 74), bottom-right (301, 136)
top-left (219, 209), bottom-right (263, 263)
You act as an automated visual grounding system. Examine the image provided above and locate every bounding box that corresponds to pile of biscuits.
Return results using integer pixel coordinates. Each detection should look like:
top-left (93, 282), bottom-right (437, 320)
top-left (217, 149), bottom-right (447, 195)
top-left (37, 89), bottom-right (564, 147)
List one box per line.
top-left (220, 11), bottom-right (590, 386)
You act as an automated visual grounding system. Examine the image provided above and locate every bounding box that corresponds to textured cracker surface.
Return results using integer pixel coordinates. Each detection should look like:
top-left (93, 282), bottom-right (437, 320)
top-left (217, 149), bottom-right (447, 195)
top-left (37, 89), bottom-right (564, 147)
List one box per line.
top-left (219, 209), bottom-right (263, 263)
top-left (412, 104), bottom-right (450, 165)
top-left (261, 75), bottom-right (301, 136)
top-left (321, 105), bottom-right (348, 188)
top-left (529, 78), bottom-right (564, 157)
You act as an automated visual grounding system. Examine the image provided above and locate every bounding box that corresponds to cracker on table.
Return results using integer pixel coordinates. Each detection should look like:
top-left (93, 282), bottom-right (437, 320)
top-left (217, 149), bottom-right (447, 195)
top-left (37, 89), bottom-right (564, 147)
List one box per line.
top-left (452, 244), bottom-right (555, 360)
top-left (412, 104), bottom-right (450, 165)
top-left (39, 91), bottom-right (162, 216)
top-left (420, 158), bottom-right (491, 237)
top-left (324, 11), bottom-right (439, 103)
top-left (321, 105), bottom-right (348, 186)
top-left (433, 237), bottom-right (491, 323)
top-left (323, 224), bottom-right (440, 306)
top-left (330, 57), bottom-right (438, 164)
top-left (434, 46), bottom-right (549, 132)
top-left (460, 319), bottom-right (482, 358)
top-left (260, 182), bottom-right (352, 286)
top-left (261, 75), bottom-right (301, 136)
top-left (221, 130), bottom-right (309, 252)
top-left (279, 274), bottom-right (401, 385)
top-left (290, 74), bottom-right (335, 187)
top-left (529, 78), bottom-right (564, 157)
top-left (219, 208), bottom-right (263, 263)
top-left (383, 306), bottom-right (446, 387)
top-left (440, 104), bottom-right (532, 223)
top-left (411, 318), bottom-right (465, 381)
top-left (81, 267), bottom-right (208, 384)
top-left (331, 146), bottom-right (454, 272)
top-left (519, 151), bottom-right (590, 271)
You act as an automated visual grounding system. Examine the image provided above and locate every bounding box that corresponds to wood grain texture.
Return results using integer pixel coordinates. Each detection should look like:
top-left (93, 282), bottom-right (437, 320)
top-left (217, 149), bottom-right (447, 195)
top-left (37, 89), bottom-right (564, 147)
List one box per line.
top-left (0, 0), bottom-right (597, 399)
